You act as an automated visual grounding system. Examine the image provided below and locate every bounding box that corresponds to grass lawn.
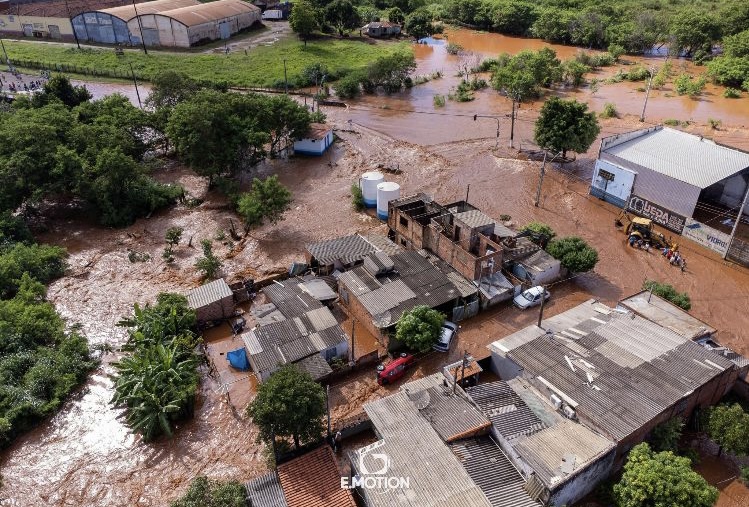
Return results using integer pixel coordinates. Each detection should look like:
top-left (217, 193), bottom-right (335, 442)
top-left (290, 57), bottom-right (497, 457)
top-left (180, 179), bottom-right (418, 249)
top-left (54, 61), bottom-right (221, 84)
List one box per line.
top-left (3, 38), bottom-right (411, 88)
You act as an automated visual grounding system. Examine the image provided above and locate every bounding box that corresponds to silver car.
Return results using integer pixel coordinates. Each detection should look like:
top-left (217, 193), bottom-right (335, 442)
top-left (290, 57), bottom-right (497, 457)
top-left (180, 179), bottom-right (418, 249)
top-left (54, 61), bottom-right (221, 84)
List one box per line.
top-left (513, 286), bottom-right (550, 310)
top-left (434, 321), bottom-right (458, 352)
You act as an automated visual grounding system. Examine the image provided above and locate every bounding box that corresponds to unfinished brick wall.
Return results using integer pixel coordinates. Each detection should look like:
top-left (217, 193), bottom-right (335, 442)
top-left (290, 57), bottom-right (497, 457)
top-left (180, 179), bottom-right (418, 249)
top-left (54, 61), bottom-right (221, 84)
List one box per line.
top-left (338, 280), bottom-right (388, 348)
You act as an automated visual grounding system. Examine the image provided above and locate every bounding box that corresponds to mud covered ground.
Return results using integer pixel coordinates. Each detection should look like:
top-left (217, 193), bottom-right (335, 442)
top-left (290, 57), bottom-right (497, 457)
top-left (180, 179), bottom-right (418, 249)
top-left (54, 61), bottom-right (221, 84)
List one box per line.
top-left (2, 102), bottom-right (749, 506)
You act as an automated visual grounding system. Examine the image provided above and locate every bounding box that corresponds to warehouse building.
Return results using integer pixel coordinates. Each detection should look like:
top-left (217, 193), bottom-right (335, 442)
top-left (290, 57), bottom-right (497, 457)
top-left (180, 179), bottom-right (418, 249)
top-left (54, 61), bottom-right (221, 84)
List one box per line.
top-left (72, 0), bottom-right (259, 46)
top-left (590, 126), bottom-right (749, 259)
top-left (129, 0), bottom-right (260, 47)
top-left (72, 0), bottom-right (198, 44)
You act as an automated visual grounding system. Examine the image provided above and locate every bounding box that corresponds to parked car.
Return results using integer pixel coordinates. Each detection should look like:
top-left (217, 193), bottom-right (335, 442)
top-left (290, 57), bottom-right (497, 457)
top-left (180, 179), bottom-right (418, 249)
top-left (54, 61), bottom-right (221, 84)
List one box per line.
top-left (433, 321), bottom-right (458, 352)
top-left (376, 353), bottom-right (415, 385)
top-left (513, 286), bottom-right (550, 309)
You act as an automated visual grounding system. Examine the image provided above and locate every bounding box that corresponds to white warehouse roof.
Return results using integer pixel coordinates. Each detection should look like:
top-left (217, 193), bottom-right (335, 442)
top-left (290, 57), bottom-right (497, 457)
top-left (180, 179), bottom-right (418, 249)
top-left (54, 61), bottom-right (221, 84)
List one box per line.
top-left (602, 126), bottom-right (749, 189)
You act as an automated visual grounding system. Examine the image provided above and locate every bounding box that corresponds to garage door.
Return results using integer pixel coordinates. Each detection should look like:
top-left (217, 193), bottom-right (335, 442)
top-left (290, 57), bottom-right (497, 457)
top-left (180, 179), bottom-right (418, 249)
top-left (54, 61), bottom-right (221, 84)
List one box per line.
top-left (219, 21), bottom-right (231, 39)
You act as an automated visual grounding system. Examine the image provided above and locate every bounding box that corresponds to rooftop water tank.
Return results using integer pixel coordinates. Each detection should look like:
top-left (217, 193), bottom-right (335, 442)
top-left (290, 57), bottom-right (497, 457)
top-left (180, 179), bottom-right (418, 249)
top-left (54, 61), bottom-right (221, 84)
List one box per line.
top-left (377, 182), bottom-right (400, 220)
top-left (360, 171), bottom-right (384, 208)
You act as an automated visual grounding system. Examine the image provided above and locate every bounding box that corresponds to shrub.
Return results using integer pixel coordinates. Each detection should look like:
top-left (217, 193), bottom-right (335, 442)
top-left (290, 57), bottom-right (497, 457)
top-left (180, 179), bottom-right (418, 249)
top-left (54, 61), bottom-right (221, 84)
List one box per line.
top-left (521, 222), bottom-right (556, 240)
top-left (724, 87), bottom-right (742, 98)
top-left (650, 417), bottom-right (684, 452)
top-left (664, 118), bottom-right (681, 126)
top-left (624, 65), bottom-right (650, 81)
top-left (708, 118), bottom-right (722, 130)
top-left (446, 42), bottom-right (463, 55)
top-left (433, 94), bottom-right (446, 107)
top-left (591, 52), bottom-right (615, 67)
top-left (547, 236), bottom-right (599, 273)
top-left (741, 466), bottom-right (749, 485)
top-left (195, 240), bottom-right (221, 279)
top-left (600, 103), bottom-right (618, 118)
top-left (335, 73), bottom-right (362, 99)
top-left (607, 44), bottom-right (625, 61)
top-left (351, 183), bottom-right (365, 211)
top-left (675, 74), bottom-right (707, 97)
top-left (170, 476), bottom-right (247, 507)
top-left (642, 280), bottom-right (691, 310)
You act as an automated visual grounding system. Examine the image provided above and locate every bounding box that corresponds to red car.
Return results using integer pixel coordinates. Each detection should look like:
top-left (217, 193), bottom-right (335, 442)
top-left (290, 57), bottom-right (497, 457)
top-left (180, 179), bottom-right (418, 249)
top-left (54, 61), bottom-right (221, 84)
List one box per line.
top-left (377, 353), bottom-right (415, 385)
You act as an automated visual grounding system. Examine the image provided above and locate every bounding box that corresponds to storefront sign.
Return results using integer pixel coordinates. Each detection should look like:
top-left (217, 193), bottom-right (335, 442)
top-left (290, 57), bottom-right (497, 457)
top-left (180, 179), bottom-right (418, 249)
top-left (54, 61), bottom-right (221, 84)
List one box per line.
top-left (627, 195), bottom-right (686, 234)
top-left (681, 218), bottom-right (731, 256)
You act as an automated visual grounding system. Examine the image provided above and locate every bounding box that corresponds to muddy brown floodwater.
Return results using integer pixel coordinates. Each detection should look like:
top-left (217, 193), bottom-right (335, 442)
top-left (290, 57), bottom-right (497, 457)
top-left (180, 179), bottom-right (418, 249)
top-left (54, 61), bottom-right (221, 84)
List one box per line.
top-left (2, 27), bottom-right (749, 507)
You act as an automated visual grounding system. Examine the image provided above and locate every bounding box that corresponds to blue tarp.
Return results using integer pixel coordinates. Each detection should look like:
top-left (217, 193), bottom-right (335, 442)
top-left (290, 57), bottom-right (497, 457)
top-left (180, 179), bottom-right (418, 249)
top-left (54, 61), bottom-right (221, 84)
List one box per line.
top-left (227, 348), bottom-right (250, 371)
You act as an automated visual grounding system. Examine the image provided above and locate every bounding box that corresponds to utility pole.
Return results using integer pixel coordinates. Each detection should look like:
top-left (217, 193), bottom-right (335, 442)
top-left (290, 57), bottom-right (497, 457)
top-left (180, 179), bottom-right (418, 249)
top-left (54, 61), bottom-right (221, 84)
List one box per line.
top-left (534, 151), bottom-right (548, 207)
top-left (453, 350), bottom-right (470, 395)
top-left (473, 114), bottom-right (500, 150)
top-left (132, 0), bottom-right (148, 55)
top-left (510, 96), bottom-right (516, 148)
top-left (283, 59), bottom-right (288, 94)
top-left (724, 184), bottom-right (749, 260)
top-left (0, 37), bottom-right (9, 66)
top-left (640, 68), bottom-right (654, 122)
top-left (129, 63), bottom-right (142, 109)
top-left (63, 0), bottom-right (81, 50)
top-left (465, 184), bottom-right (470, 203)
top-left (537, 286), bottom-right (547, 328)
top-left (350, 319), bottom-right (355, 362)
top-left (326, 384), bottom-right (332, 439)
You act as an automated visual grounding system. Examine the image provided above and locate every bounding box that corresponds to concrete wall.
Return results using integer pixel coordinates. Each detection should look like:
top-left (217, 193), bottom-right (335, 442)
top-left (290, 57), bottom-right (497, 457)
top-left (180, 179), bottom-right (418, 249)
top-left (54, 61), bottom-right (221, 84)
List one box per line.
top-left (187, 9), bottom-right (260, 45)
top-left (0, 14), bottom-right (74, 40)
top-left (511, 259), bottom-right (561, 286)
top-left (489, 350), bottom-right (523, 380)
top-left (591, 159), bottom-right (636, 208)
top-left (549, 448), bottom-right (616, 507)
top-left (195, 294), bottom-right (235, 322)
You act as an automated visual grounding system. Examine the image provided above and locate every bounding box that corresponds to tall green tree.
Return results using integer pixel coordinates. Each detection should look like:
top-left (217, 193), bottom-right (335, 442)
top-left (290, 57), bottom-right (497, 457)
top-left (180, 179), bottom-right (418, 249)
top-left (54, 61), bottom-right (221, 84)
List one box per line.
top-left (236, 175), bottom-right (292, 231)
top-left (248, 365), bottom-right (326, 449)
top-left (613, 443), bottom-right (718, 507)
top-left (546, 236), bottom-right (599, 273)
top-left (35, 75), bottom-right (92, 108)
top-left (290, 0), bottom-right (319, 46)
top-left (491, 48), bottom-right (562, 101)
top-left (704, 403), bottom-right (749, 456)
top-left (195, 239), bottom-right (222, 279)
top-left (388, 6), bottom-right (405, 24)
top-left (405, 8), bottom-right (439, 40)
top-left (259, 95), bottom-right (313, 156)
top-left (650, 417), bottom-right (684, 453)
top-left (325, 0), bottom-right (362, 36)
top-left (668, 10), bottom-right (721, 57)
top-left (395, 305), bottom-right (444, 352)
top-left (534, 97), bottom-right (600, 159)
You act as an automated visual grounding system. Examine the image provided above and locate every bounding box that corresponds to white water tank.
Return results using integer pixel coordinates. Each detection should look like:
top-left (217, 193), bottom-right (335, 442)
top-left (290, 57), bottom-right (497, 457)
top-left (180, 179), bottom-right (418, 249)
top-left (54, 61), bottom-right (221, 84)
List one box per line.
top-left (360, 171), bottom-right (384, 208)
top-left (376, 182), bottom-right (400, 220)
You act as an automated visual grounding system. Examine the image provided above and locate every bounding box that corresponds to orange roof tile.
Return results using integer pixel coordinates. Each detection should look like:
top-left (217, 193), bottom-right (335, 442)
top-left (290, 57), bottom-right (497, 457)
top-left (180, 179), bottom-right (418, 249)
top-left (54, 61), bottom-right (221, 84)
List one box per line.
top-left (277, 446), bottom-right (356, 507)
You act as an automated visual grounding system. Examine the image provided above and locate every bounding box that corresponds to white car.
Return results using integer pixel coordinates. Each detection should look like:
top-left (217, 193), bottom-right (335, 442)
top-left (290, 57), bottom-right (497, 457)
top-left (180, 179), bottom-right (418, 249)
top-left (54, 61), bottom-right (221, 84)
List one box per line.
top-left (513, 286), bottom-right (550, 310)
top-left (433, 321), bottom-right (458, 352)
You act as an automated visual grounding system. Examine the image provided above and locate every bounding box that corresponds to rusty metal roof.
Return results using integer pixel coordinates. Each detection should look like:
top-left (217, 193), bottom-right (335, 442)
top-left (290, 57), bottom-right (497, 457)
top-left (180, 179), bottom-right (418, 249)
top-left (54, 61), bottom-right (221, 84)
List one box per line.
top-left (466, 381), bottom-right (547, 442)
top-left (278, 446), bottom-right (355, 507)
top-left (100, 0), bottom-right (199, 20)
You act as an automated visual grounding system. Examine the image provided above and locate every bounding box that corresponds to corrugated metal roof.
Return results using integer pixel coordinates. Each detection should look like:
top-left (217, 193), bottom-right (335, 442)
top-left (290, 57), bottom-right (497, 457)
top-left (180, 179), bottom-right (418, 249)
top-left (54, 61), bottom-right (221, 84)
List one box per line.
top-left (448, 271), bottom-right (480, 298)
top-left (503, 305), bottom-right (735, 442)
top-left (466, 381), bottom-right (548, 441)
top-left (246, 471), bottom-right (288, 507)
top-left (100, 0), bottom-right (199, 21)
top-left (338, 269), bottom-right (377, 297)
top-left (403, 374), bottom-right (491, 442)
top-left (359, 388), bottom-right (492, 507)
top-left (493, 223), bottom-right (517, 238)
top-left (156, 0), bottom-right (259, 27)
top-left (450, 437), bottom-right (541, 507)
top-left (513, 420), bottom-right (615, 486)
top-left (299, 279), bottom-right (337, 301)
top-left (295, 354), bottom-right (333, 381)
top-left (306, 234), bottom-right (379, 266)
top-left (516, 250), bottom-right (560, 272)
top-left (453, 209), bottom-right (495, 229)
top-left (278, 446), bottom-right (356, 507)
top-left (302, 123), bottom-right (331, 141)
top-left (361, 234), bottom-right (403, 256)
top-left (363, 252), bottom-right (395, 276)
top-left (618, 291), bottom-right (715, 340)
top-left (358, 278), bottom-right (416, 316)
top-left (186, 278), bottom-right (233, 309)
top-left (603, 127), bottom-right (749, 189)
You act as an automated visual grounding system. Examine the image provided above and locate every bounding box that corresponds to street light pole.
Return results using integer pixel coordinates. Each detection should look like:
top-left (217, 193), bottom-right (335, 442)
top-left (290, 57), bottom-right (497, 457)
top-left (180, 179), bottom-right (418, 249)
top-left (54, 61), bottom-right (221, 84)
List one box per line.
top-left (63, 0), bottom-right (81, 50)
top-left (0, 37), bottom-right (10, 66)
top-left (473, 114), bottom-right (500, 149)
top-left (534, 151), bottom-right (563, 207)
top-left (132, 0), bottom-right (148, 55)
top-left (129, 63), bottom-right (142, 109)
top-left (640, 67), bottom-right (655, 122)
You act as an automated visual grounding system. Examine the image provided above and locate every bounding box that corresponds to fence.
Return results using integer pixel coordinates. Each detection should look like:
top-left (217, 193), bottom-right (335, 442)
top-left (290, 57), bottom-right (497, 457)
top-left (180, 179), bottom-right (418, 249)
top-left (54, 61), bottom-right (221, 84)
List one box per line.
top-left (726, 236), bottom-right (749, 266)
top-left (9, 58), bottom-right (148, 81)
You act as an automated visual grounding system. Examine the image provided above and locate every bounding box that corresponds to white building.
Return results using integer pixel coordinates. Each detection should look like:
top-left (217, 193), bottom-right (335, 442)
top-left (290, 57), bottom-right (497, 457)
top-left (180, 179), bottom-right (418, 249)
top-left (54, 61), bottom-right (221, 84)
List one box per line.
top-left (129, 0), bottom-right (260, 47)
top-left (293, 123), bottom-right (333, 156)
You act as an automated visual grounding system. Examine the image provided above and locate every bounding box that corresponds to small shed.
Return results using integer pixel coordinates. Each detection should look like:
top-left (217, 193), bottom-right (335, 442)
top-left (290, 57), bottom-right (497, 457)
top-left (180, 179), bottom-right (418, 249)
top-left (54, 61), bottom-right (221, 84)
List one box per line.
top-left (186, 278), bottom-right (235, 322)
top-left (293, 123), bottom-right (333, 156)
top-left (362, 21), bottom-right (400, 37)
top-left (511, 250), bottom-right (561, 286)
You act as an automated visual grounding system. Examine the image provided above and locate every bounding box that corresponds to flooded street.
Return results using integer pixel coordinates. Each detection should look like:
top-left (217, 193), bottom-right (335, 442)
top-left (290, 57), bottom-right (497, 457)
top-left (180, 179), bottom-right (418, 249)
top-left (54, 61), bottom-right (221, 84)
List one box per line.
top-left (2, 27), bottom-right (749, 507)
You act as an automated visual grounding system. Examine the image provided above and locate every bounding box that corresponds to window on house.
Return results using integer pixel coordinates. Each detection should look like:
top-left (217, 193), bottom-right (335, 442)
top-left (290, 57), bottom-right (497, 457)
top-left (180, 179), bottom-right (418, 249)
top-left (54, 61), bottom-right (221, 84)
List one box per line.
top-left (399, 216), bottom-right (408, 228)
